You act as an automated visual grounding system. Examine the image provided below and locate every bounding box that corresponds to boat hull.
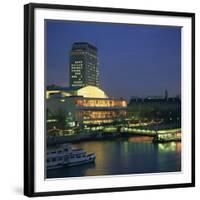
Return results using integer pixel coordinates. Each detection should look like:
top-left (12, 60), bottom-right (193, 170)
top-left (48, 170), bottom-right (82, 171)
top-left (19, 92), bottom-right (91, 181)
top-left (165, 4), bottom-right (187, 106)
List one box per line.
top-left (68, 156), bottom-right (95, 167)
top-left (47, 154), bottom-right (96, 170)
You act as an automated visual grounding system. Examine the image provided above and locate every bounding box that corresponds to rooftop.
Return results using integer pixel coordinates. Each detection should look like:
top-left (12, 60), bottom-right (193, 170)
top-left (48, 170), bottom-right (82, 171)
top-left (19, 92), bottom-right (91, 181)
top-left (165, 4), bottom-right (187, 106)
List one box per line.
top-left (72, 42), bottom-right (97, 51)
top-left (46, 85), bottom-right (109, 99)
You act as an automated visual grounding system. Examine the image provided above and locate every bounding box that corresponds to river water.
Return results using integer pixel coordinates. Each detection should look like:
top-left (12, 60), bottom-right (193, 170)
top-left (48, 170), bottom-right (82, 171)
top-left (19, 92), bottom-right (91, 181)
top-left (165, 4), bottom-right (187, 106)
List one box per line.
top-left (47, 136), bottom-right (181, 179)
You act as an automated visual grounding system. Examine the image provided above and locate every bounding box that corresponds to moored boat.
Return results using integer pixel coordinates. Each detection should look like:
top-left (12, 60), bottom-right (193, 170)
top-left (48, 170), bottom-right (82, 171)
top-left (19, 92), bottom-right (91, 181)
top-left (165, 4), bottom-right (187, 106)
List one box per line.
top-left (47, 143), bottom-right (96, 170)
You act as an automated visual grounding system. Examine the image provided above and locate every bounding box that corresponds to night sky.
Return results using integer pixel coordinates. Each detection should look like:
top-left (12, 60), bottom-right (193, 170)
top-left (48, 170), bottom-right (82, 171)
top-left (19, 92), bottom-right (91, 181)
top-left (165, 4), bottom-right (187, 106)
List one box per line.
top-left (46, 20), bottom-right (181, 100)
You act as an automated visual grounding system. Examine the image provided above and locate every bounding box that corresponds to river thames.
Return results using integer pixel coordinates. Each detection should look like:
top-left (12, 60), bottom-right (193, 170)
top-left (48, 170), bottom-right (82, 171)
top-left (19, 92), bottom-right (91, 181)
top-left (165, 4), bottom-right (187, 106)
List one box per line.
top-left (47, 136), bottom-right (181, 179)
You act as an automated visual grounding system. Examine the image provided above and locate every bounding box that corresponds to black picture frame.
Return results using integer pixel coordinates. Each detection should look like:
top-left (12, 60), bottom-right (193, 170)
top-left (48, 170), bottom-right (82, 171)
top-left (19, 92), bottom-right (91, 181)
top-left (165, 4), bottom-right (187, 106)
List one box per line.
top-left (24, 3), bottom-right (195, 197)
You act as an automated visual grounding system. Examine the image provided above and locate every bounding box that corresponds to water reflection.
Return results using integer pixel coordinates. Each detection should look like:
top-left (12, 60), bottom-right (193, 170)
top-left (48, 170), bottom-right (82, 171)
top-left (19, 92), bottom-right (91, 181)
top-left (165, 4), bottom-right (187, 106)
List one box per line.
top-left (128, 136), bottom-right (153, 143)
top-left (158, 142), bottom-right (177, 153)
top-left (47, 137), bottom-right (181, 179)
top-left (157, 142), bottom-right (181, 172)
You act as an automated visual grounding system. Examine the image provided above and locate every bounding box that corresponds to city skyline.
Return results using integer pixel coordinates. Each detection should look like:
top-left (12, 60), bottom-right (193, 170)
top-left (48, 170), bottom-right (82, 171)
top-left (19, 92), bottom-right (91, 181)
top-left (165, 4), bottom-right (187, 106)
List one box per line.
top-left (46, 20), bottom-right (181, 100)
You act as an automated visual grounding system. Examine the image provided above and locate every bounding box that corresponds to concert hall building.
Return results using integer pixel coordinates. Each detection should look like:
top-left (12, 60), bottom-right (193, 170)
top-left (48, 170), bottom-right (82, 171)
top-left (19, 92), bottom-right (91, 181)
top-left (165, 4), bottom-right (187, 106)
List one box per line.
top-left (47, 86), bottom-right (127, 125)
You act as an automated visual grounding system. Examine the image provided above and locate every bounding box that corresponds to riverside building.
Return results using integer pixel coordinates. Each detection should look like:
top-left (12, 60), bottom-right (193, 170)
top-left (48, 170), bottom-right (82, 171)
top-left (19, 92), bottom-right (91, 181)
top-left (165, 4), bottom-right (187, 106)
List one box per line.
top-left (70, 42), bottom-right (100, 88)
top-left (47, 86), bottom-right (127, 125)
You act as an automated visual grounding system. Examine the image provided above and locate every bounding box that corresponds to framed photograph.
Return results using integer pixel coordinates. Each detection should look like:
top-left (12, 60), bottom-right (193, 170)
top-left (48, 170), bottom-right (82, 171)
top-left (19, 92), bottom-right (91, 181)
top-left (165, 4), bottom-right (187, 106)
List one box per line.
top-left (24, 3), bottom-right (195, 197)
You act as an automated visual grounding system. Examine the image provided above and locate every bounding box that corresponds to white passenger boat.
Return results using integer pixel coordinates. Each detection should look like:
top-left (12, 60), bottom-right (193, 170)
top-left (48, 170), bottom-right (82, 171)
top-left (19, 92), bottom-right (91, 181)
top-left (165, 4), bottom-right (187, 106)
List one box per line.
top-left (47, 143), bottom-right (96, 170)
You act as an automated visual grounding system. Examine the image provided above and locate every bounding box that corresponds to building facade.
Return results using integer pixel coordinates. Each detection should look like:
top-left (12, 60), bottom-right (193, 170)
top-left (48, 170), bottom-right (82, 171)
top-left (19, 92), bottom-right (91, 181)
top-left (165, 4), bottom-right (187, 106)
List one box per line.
top-left (70, 42), bottom-right (100, 88)
top-left (47, 86), bottom-right (127, 126)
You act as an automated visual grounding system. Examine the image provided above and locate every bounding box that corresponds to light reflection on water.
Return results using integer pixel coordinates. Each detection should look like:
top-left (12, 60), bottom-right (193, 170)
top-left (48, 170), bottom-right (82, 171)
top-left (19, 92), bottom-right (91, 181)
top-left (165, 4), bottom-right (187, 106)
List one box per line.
top-left (158, 142), bottom-right (181, 153)
top-left (47, 137), bottom-right (181, 179)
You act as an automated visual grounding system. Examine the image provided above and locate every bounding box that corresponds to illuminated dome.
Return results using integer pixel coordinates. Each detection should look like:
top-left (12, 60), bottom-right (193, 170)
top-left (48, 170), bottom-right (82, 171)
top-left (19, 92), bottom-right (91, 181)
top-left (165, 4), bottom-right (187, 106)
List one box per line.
top-left (76, 86), bottom-right (108, 98)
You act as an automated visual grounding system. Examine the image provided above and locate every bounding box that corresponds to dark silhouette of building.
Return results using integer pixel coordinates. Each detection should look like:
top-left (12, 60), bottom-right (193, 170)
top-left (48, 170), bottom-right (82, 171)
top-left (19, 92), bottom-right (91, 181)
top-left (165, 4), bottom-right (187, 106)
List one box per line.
top-left (165, 89), bottom-right (168, 101)
top-left (69, 42), bottom-right (99, 88)
top-left (128, 95), bottom-right (181, 123)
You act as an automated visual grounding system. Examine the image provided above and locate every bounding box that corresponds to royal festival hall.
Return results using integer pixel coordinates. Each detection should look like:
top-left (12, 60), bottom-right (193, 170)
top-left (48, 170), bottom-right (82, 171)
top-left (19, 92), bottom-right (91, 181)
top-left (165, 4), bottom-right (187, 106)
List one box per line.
top-left (47, 86), bottom-right (127, 125)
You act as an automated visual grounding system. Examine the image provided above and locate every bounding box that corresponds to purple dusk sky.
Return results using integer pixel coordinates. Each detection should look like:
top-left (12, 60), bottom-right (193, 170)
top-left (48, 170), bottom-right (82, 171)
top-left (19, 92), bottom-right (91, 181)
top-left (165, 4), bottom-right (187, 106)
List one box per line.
top-left (46, 20), bottom-right (181, 100)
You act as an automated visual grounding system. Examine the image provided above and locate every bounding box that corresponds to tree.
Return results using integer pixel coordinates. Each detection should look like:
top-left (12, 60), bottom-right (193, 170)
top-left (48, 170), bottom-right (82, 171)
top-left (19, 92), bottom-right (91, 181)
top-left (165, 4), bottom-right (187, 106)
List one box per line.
top-left (54, 109), bottom-right (66, 130)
